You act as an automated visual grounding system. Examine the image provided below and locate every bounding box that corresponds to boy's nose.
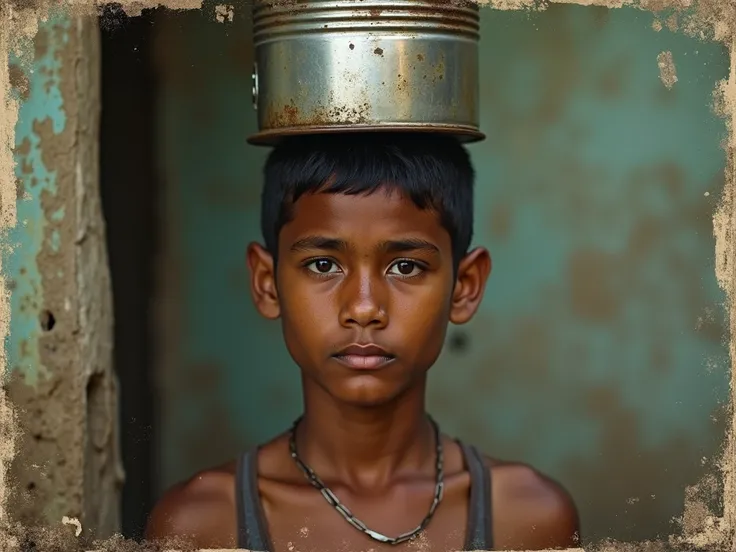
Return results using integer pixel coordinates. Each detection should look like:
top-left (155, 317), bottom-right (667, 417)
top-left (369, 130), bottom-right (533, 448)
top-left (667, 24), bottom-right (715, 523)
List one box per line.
top-left (339, 275), bottom-right (387, 329)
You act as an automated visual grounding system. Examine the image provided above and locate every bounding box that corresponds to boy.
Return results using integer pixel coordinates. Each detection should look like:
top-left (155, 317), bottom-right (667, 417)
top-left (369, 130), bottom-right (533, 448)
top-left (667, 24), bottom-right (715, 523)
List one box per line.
top-left (145, 133), bottom-right (581, 551)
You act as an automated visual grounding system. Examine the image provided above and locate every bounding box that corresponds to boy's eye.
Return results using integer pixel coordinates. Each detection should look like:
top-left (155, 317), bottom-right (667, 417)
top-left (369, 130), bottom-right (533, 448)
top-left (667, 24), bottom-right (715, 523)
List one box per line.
top-left (307, 259), bottom-right (339, 274)
top-left (388, 260), bottom-right (422, 277)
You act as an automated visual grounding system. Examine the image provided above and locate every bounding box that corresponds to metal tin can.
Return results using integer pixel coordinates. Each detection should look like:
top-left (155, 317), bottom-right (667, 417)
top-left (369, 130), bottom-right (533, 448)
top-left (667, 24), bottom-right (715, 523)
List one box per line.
top-left (248, 0), bottom-right (483, 146)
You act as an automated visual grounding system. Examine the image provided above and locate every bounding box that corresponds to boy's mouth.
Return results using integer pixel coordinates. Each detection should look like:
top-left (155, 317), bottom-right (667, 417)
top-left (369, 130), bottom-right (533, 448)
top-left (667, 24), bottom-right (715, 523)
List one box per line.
top-left (332, 344), bottom-right (395, 370)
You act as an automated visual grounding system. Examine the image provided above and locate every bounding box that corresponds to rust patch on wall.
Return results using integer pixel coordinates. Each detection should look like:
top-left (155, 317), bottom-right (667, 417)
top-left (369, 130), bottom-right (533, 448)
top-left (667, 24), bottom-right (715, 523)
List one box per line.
top-left (7, 63), bottom-right (28, 101)
top-left (595, 53), bottom-right (631, 100)
top-left (488, 203), bottom-right (512, 240)
top-left (568, 249), bottom-right (621, 322)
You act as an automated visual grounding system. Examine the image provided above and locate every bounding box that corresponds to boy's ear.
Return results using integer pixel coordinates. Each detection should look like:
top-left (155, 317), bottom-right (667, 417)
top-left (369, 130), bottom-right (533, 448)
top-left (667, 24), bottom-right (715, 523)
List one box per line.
top-left (450, 247), bottom-right (492, 325)
top-left (246, 242), bottom-right (280, 320)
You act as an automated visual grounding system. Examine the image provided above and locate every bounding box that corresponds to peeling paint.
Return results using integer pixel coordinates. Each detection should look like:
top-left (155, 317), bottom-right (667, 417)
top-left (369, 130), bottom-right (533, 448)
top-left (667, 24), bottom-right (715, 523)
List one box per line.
top-left (5, 21), bottom-right (68, 387)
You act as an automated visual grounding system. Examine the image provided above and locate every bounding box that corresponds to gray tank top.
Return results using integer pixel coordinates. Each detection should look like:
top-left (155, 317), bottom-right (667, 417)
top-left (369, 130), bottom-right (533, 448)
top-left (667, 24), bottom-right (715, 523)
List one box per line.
top-left (235, 441), bottom-right (494, 551)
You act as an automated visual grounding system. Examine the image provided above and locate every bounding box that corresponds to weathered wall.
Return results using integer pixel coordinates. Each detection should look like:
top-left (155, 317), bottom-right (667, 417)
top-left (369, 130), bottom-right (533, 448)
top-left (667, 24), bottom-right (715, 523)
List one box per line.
top-left (4, 13), bottom-right (123, 539)
top-left (154, 3), bottom-right (731, 544)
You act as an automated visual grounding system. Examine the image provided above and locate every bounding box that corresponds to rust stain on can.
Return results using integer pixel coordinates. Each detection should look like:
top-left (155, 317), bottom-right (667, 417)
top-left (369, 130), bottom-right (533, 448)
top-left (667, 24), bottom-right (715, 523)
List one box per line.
top-left (265, 100), bottom-right (373, 129)
top-left (397, 76), bottom-right (409, 93)
top-left (265, 101), bottom-right (301, 128)
top-left (433, 56), bottom-right (446, 83)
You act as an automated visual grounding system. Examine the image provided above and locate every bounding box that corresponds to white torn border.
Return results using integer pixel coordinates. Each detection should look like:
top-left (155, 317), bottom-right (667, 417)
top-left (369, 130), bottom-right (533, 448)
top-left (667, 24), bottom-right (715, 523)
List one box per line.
top-left (61, 515), bottom-right (82, 537)
top-left (215, 4), bottom-right (234, 23)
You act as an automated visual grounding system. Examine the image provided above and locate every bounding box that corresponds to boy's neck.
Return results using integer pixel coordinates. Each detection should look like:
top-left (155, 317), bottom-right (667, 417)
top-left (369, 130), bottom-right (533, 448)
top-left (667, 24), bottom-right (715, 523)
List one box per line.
top-left (295, 379), bottom-right (436, 491)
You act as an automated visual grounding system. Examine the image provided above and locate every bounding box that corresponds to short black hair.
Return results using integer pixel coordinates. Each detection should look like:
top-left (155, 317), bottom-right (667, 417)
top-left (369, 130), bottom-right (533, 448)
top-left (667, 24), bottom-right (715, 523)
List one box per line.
top-left (260, 132), bottom-right (475, 268)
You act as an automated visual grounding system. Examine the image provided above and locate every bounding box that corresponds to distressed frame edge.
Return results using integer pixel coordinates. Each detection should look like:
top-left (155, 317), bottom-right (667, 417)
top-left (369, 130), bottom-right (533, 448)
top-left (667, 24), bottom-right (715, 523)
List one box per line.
top-left (0, 0), bottom-right (733, 551)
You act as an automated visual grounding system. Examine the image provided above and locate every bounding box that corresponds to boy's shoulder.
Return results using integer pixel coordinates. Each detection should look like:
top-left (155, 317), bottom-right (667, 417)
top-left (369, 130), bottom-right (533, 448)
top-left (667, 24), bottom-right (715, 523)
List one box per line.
top-left (144, 461), bottom-right (239, 549)
top-left (483, 453), bottom-right (581, 549)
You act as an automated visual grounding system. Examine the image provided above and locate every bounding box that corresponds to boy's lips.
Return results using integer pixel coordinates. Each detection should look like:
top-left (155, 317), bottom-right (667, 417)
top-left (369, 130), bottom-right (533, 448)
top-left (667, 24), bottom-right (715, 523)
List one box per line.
top-left (332, 344), bottom-right (395, 370)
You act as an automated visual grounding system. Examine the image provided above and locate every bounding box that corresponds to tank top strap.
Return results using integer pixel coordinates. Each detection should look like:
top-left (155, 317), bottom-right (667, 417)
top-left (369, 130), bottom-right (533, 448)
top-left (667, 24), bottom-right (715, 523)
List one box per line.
top-left (459, 442), bottom-right (494, 550)
top-left (235, 448), bottom-right (273, 552)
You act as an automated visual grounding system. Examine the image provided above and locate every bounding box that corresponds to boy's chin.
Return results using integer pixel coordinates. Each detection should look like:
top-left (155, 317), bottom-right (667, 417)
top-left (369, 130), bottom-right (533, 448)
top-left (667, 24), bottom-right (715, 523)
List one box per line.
top-left (319, 375), bottom-right (418, 409)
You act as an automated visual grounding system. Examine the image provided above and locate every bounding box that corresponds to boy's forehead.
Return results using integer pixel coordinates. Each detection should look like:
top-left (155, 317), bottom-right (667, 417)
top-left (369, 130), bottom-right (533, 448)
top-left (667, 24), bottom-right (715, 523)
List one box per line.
top-left (282, 190), bottom-right (449, 245)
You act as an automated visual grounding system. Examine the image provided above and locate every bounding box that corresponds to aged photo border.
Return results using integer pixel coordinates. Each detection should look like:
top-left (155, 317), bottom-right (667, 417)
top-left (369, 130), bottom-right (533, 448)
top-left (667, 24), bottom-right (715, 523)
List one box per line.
top-left (0, 0), bottom-right (734, 550)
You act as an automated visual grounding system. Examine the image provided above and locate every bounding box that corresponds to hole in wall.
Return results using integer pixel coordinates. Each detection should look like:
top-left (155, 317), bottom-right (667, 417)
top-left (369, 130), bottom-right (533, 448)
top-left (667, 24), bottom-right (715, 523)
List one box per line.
top-left (39, 310), bottom-right (55, 332)
top-left (448, 331), bottom-right (469, 353)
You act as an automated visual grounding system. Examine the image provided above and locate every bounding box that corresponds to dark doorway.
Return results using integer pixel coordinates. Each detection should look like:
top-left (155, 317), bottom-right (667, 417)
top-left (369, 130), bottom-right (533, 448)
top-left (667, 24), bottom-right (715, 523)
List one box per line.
top-left (99, 5), bottom-right (159, 541)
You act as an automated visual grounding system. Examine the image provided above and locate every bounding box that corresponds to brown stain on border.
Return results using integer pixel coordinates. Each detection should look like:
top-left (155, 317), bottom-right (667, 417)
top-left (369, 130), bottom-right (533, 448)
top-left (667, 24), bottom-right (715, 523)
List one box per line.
top-left (0, 0), bottom-right (734, 551)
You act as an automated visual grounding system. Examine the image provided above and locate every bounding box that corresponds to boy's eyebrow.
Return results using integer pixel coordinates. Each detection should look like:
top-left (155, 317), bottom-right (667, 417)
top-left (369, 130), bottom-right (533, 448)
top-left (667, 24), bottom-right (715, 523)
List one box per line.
top-left (289, 236), bottom-right (440, 255)
top-left (380, 238), bottom-right (440, 255)
top-left (290, 236), bottom-right (348, 252)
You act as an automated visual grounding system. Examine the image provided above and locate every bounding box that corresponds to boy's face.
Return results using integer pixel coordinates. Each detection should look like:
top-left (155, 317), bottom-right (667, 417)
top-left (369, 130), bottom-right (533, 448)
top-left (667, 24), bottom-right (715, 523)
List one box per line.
top-left (247, 188), bottom-right (491, 407)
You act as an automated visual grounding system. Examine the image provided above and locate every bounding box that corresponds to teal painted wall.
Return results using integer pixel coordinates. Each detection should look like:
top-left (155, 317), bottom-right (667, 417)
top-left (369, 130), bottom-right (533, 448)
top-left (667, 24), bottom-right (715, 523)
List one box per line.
top-left (153, 4), bottom-right (730, 543)
top-left (6, 14), bottom-right (70, 387)
top-left (4, 13), bottom-right (73, 527)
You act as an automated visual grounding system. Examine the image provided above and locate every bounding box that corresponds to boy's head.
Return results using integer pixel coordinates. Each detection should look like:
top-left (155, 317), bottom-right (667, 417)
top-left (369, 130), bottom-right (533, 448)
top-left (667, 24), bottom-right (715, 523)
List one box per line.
top-left (247, 133), bottom-right (491, 407)
top-left (260, 132), bottom-right (475, 270)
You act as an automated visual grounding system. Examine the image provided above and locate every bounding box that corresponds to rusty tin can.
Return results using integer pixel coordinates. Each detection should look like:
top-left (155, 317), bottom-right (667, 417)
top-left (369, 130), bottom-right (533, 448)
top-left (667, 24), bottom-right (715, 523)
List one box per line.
top-left (248, 0), bottom-right (483, 146)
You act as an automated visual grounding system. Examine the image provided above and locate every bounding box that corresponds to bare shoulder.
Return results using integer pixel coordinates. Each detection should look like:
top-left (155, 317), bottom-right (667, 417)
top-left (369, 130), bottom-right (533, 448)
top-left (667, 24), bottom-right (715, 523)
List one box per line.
top-left (485, 456), bottom-right (581, 550)
top-left (144, 462), bottom-right (238, 550)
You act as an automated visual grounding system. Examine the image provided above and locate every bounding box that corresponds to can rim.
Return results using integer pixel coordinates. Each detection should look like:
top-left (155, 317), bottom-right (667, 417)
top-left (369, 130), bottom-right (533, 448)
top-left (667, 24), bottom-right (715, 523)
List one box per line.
top-left (247, 124), bottom-right (486, 147)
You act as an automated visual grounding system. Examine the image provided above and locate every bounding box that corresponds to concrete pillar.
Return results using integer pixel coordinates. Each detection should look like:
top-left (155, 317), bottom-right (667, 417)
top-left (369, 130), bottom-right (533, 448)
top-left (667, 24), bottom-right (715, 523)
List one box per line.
top-left (3, 12), bottom-right (123, 540)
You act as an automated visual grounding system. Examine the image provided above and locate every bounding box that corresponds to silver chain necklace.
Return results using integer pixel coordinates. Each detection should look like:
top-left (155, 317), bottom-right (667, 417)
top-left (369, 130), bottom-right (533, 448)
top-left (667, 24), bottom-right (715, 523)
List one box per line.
top-left (288, 415), bottom-right (445, 546)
